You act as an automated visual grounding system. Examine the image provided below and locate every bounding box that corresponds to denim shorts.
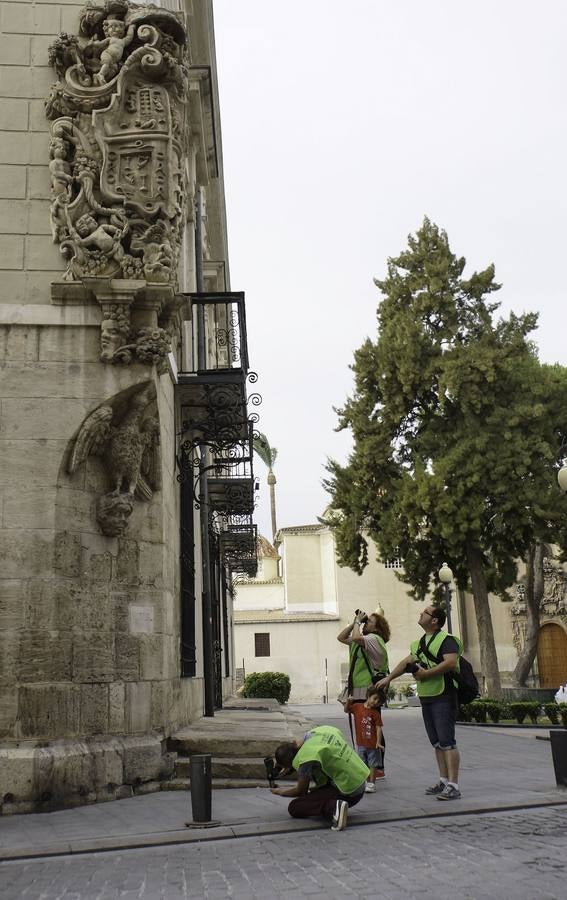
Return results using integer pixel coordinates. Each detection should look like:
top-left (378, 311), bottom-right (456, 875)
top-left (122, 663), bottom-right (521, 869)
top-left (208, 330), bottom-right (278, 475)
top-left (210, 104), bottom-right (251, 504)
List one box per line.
top-left (421, 696), bottom-right (458, 750)
top-left (357, 747), bottom-right (383, 769)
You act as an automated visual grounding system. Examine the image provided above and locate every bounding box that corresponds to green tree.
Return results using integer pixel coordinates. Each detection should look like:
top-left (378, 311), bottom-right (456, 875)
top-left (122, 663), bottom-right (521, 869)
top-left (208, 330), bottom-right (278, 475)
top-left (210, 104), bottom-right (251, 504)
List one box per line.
top-left (325, 219), bottom-right (566, 697)
top-left (253, 431), bottom-right (279, 544)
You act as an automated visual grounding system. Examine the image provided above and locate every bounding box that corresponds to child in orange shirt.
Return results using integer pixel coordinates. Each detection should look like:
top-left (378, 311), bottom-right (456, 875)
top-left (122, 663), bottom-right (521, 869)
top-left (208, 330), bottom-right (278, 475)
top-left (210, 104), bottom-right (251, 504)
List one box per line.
top-left (345, 685), bottom-right (386, 792)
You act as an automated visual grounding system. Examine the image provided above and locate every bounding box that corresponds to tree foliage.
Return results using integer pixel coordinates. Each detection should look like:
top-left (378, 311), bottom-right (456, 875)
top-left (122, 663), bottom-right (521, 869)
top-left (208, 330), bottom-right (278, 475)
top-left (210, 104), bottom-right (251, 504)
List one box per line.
top-left (253, 432), bottom-right (278, 471)
top-left (325, 219), bottom-right (567, 695)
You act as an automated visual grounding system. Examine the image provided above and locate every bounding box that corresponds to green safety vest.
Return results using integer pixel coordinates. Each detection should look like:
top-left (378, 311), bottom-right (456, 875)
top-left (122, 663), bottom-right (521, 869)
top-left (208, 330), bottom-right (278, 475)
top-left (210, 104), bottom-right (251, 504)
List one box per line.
top-left (349, 633), bottom-right (389, 690)
top-left (292, 725), bottom-right (369, 794)
top-left (410, 630), bottom-right (463, 698)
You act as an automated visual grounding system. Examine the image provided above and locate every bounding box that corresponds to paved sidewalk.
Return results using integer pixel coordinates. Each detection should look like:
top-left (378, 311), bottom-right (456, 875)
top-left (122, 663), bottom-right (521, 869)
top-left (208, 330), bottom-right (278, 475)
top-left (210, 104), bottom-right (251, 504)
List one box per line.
top-left (2, 806), bottom-right (567, 900)
top-left (0, 706), bottom-right (564, 861)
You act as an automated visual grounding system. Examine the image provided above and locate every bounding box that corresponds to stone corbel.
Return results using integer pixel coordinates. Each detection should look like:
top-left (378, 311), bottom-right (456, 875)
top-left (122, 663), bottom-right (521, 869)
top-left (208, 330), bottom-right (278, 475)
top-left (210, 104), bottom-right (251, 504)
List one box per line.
top-left (51, 277), bottom-right (178, 371)
top-left (90, 278), bottom-right (176, 370)
top-left (84, 277), bottom-right (142, 363)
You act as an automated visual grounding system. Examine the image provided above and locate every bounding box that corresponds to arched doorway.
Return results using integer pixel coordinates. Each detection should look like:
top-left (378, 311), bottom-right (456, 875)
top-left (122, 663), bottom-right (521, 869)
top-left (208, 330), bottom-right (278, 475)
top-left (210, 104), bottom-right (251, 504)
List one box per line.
top-left (537, 623), bottom-right (567, 688)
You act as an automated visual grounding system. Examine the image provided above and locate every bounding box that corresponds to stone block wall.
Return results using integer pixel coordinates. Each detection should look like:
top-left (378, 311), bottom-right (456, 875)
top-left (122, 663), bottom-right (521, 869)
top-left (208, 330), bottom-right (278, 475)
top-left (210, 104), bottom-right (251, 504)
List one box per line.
top-left (0, 0), bottom-right (88, 303)
top-left (0, 0), bottom-right (236, 812)
top-left (0, 320), bottom-right (202, 744)
top-left (0, 314), bottom-right (205, 810)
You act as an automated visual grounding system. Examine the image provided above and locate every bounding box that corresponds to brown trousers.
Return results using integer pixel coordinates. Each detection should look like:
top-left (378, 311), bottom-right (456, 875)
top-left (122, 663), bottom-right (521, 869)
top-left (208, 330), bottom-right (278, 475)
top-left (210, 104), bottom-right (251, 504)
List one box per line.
top-left (288, 783), bottom-right (364, 821)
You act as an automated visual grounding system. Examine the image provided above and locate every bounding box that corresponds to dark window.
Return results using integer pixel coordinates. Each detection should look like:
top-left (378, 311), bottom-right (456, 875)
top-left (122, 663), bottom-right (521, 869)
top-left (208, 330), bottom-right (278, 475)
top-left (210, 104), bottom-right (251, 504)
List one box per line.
top-left (180, 468), bottom-right (196, 677)
top-left (254, 633), bottom-right (270, 657)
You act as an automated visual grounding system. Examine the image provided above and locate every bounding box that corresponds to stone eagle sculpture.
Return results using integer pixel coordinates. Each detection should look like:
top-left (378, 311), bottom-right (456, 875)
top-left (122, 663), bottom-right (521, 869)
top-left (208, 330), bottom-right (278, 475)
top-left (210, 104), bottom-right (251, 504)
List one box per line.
top-left (68, 382), bottom-right (161, 536)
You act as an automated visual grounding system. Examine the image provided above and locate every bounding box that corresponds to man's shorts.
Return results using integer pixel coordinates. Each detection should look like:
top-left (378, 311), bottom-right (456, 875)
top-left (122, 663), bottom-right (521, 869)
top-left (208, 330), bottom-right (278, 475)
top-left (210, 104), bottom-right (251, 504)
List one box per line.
top-left (421, 696), bottom-right (458, 750)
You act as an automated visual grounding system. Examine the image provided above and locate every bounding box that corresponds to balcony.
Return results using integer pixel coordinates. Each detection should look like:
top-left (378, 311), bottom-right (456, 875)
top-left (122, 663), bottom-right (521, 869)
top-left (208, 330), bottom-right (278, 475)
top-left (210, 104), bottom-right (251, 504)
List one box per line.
top-left (208, 425), bottom-right (256, 517)
top-left (177, 292), bottom-right (255, 448)
top-left (219, 516), bottom-right (258, 577)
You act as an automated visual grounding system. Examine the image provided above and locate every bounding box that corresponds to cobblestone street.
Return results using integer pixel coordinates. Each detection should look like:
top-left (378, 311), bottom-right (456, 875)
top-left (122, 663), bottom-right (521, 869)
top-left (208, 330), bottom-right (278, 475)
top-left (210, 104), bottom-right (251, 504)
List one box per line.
top-left (1, 805), bottom-right (566, 899)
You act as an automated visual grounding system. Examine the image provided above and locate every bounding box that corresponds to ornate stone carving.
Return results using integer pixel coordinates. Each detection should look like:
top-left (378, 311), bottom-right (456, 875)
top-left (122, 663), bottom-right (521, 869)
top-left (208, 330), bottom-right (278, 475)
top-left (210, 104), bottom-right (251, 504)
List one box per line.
top-left (46, 2), bottom-right (188, 293)
top-left (510, 560), bottom-right (567, 656)
top-left (541, 558), bottom-right (567, 614)
top-left (97, 299), bottom-right (170, 371)
top-left (96, 492), bottom-right (135, 536)
top-left (68, 382), bottom-right (161, 537)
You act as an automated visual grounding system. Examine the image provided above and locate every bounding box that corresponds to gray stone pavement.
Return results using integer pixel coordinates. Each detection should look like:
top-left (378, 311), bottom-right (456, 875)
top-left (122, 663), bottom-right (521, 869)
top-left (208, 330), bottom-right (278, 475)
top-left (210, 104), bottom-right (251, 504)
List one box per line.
top-left (1, 806), bottom-right (566, 899)
top-left (0, 704), bottom-right (565, 864)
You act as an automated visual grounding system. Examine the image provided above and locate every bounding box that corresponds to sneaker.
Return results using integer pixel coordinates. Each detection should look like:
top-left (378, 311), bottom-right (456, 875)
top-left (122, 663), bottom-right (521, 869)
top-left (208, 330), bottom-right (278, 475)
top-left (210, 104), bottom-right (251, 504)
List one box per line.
top-left (437, 784), bottom-right (461, 801)
top-left (374, 770), bottom-right (386, 780)
top-left (364, 782), bottom-right (376, 793)
top-left (424, 781), bottom-right (446, 795)
top-left (331, 799), bottom-right (348, 831)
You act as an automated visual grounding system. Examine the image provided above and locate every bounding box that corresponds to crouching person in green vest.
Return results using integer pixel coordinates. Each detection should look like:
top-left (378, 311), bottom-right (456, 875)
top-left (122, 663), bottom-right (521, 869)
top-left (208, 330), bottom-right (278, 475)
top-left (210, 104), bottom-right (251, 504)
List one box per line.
top-left (376, 604), bottom-right (463, 801)
top-left (271, 725), bottom-right (369, 831)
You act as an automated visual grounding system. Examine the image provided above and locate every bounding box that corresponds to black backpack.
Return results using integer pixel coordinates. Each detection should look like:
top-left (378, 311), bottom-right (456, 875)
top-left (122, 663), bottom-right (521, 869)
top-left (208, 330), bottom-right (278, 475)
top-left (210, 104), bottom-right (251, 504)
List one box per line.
top-left (418, 635), bottom-right (479, 706)
top-left (452, 655), bottom-right (480, 705)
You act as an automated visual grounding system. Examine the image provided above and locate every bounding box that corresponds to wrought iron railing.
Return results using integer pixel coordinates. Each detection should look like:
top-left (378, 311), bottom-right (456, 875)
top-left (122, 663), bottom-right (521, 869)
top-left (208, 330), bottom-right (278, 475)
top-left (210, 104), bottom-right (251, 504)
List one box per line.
top-left (184, 292), bottom-right (249, 376)
top-left (219, 514), bottom-right (258, 577)
top-left (207, 423), bottom-right (256, 516)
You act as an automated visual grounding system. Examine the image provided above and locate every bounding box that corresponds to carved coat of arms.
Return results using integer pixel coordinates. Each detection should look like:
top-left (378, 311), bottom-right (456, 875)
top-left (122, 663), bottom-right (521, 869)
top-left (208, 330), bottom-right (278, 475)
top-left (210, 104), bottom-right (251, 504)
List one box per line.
top-left (46, 1), bottom-right (188, 287)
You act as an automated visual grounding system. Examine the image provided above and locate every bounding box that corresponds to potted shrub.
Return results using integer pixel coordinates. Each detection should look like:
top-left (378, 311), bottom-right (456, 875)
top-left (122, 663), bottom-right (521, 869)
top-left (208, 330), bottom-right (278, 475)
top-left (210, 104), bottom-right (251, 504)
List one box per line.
top-left (470, 701), bottom-right (487, 723)
top-left (544, 703), bottom-right (560, 725)
top-left (242, 672), bottom-right (291, 705)
top-left (485, 701), bottom-right (502, 724)
top-left (510, 702), bottom-right (528, 724)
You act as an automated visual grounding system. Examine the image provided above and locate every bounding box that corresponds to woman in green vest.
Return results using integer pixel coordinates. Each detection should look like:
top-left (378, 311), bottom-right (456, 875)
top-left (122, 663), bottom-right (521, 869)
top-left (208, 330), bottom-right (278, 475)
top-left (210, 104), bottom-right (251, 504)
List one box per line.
top-left (271, 725), bottom-right (369, 831)
top-left (337, 611), bottom-right (391, 700)
top-left (337, 609), bottom-right (390, 779)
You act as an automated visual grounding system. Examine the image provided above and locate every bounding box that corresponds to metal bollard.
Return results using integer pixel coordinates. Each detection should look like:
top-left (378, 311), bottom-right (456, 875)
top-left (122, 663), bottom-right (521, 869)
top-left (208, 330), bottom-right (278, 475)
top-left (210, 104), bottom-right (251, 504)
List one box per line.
top-left (185, 754), bottom-right (220, 828)
top-left (550, 731), bottom-right (567, 787)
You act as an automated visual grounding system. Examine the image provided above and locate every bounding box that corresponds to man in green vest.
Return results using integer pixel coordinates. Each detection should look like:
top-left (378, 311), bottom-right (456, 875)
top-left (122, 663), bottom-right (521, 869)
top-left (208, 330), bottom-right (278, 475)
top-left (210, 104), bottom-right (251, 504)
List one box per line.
top-left (376, 605), bottom-right (463, 801)
top-left (271, 725), bottom-right (369, 830)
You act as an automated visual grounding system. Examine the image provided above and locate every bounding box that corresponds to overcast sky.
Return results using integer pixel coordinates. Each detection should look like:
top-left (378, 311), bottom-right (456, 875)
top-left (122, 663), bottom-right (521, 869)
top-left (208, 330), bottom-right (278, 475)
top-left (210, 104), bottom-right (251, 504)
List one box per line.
top-left (213, 0), bottom-right (567, 543)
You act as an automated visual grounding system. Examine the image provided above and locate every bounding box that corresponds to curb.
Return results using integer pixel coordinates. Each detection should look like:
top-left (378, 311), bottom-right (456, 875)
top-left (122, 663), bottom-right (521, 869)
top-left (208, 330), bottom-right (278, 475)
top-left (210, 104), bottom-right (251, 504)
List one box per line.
top-left (457, 722), bottom-right (566, 730)
top-left (1, 797), bottom-right (566, 862)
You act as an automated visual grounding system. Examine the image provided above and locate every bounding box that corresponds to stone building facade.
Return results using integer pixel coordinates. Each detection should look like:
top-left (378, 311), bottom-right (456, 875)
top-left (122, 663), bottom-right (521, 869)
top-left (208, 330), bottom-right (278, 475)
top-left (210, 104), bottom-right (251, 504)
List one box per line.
top-left (0, 0), bottom-right (256, 813)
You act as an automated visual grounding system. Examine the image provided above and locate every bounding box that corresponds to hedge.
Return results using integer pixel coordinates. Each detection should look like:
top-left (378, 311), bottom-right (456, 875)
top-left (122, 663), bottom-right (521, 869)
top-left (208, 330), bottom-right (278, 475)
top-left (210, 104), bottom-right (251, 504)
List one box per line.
top-left (458, 699), bottom-right (567, 726)
top-left (242, 672), bottom-right (291, 705)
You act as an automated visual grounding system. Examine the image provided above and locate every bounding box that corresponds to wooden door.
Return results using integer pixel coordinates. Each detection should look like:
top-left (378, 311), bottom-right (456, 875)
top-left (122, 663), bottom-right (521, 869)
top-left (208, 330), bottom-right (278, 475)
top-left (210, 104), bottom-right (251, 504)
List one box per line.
top-left (537, 623), bottom-right (567, 688)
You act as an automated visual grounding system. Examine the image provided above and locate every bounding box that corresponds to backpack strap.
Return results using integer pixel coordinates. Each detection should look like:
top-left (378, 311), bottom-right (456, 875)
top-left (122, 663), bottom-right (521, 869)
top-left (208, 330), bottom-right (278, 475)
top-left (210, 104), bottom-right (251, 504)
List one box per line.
top-left (417, 633), bottom-right (442, 666)
top-left (346, 645), bottom-right (360, 693)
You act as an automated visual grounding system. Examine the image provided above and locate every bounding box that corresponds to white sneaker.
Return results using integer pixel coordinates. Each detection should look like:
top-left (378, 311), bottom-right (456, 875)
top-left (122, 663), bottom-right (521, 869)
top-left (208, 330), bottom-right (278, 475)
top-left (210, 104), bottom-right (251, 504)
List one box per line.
top-left (330, 799), bottom-right (348, 831)
top-left (364, 781), bottom-right (376, 793)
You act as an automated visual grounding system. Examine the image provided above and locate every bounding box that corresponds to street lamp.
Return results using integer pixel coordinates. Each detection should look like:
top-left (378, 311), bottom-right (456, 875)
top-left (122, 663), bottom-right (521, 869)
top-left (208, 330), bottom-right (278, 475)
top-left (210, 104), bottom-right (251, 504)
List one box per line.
top-left (438, 562), bottom-right (453, 633)
top-left (558, 462), bottom-right (567, 493)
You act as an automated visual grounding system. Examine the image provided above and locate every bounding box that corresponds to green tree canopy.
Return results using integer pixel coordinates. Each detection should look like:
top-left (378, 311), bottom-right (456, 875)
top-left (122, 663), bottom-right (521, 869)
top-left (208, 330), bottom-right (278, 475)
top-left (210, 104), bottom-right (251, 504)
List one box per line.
top-left (325, 219), bottom-right (567, 695)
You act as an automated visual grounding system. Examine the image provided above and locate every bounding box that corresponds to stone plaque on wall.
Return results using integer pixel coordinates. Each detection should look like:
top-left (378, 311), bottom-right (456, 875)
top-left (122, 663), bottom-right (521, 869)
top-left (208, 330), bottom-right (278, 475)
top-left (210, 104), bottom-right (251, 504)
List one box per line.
top-left (129, 604), bottom-right (154, 634)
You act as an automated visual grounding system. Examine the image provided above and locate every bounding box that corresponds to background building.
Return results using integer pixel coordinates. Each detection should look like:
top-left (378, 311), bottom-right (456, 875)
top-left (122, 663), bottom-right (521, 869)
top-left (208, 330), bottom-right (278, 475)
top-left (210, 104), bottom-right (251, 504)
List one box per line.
top-left (234, 525), bottom-right (567, 703)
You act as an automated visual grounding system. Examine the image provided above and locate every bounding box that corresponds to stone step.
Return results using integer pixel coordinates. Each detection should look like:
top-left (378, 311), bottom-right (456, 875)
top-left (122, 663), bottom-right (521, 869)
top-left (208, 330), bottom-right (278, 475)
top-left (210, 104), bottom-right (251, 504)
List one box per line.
top-left (175, 756), bottom-right (267, 780)
top-left (168, 728), bottom-right (292, 759)
top-left (162, 777), bottom-right (267, 791)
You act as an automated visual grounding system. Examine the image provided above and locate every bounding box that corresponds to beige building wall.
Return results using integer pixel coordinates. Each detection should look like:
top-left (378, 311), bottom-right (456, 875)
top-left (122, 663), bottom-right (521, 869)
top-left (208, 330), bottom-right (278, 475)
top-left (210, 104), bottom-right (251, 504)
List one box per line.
top-left (284, 531), bottom-right (325, 609)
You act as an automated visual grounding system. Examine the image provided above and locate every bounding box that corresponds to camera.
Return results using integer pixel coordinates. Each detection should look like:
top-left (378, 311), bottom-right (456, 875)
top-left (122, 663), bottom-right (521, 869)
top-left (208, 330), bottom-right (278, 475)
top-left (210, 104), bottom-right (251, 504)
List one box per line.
top-left (355, 609), bottom-right (368, 624)
top-left (405, 661), bottom-right (424, 675)
top-left (264, 756), bottom-right (283, 787)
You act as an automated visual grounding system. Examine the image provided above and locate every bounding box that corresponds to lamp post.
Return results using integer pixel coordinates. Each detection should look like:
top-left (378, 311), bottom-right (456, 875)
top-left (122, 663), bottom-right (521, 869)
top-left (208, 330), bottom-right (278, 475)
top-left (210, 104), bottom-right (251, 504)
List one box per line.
top-left (558, 461), bottom-right (567, 494)
top-left (438, 562), bottom-right (453, 633)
